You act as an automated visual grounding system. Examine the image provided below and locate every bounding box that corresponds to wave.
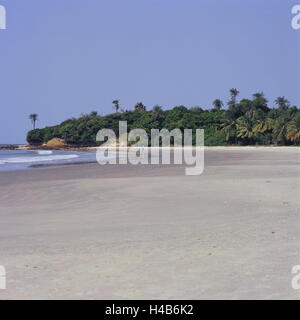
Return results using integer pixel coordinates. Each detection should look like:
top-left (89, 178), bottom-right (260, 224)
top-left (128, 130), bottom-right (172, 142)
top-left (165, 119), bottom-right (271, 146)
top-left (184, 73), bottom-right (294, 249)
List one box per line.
top-left (34, 150), bottom-right (53, 155)
top-left (0, 154), bottom-right (79, 164)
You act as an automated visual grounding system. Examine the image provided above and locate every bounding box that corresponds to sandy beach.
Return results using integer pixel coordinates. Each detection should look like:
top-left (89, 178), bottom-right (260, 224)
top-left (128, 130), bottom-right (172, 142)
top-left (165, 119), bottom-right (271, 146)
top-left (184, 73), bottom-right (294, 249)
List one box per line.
top-left (0, 147), bottom-right (299, 299)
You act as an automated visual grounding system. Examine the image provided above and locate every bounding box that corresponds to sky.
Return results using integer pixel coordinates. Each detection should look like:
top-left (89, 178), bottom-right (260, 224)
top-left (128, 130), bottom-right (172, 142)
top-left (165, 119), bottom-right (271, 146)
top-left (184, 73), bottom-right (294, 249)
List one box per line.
top-left (0, 0), bottom-right (299, 144)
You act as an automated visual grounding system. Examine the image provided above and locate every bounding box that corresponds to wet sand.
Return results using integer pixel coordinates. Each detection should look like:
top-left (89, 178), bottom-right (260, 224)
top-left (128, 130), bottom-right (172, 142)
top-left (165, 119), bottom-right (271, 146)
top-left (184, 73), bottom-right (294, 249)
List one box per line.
top-left (0, 147), bottom-right (299, 299)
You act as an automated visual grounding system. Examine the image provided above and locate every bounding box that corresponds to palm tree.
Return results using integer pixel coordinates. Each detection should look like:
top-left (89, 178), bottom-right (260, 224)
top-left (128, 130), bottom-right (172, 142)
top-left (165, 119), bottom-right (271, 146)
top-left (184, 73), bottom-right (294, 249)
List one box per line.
top-left (112, 100), bottom-right (120, 113)
top-left (236, 114), bottom-right (259, 142)
top-left (134, 102), bottom-right (146, 112)
top-left (274, 97), bottom-right (290, 110)
top-left (228, 88), bottom-right (240, 113)
top-left (252, 92), bottom-right (269, 113)
top-left (29, 114), bottom-right (38, 129)
top-left (229, 88), bottom-right (240, 103)
top-left (273, 117), bottom-right (289, 145)
top-left (252, 92), bottom-right (264, 100)
top-left (254, 118), bottom-right (274, 134)
top-left (212, 99), bottom-right (223, 110)
top-left (221, 114), bottom-right (238, 142)
top-left (287, 113), bottom-right (300, 143)
top-left (221, 120), bottom-right (237, 142)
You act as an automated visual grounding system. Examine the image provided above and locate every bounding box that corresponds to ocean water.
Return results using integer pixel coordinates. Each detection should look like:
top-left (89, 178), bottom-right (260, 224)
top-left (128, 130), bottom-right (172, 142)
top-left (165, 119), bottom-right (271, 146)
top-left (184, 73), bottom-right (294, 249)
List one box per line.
top-left (0, 149), bottom-right (98, 171)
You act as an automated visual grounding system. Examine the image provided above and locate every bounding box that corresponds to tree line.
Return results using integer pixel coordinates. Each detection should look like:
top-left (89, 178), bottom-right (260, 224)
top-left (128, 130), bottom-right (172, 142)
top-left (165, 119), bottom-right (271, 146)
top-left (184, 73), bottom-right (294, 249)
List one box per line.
top-left (27, 89), bottom-right (300, 146)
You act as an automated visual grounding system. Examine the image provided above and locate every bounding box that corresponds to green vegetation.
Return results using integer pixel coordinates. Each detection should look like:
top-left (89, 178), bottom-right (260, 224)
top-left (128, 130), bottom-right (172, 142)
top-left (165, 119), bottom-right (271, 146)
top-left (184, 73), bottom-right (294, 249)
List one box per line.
top-left (27, 90), bottom-right (300, 146)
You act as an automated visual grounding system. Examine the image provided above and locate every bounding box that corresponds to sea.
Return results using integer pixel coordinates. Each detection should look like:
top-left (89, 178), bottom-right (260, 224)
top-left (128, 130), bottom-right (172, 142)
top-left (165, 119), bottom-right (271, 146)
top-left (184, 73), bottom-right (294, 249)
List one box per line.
top-left (0, 146), bottom-right (98, 171)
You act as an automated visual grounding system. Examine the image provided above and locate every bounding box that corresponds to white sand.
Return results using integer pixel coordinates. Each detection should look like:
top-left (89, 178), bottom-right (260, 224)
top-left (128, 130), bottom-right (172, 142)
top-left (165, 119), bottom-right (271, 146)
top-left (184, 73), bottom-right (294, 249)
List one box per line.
top-left (0, 147), bottom-right (299, 299)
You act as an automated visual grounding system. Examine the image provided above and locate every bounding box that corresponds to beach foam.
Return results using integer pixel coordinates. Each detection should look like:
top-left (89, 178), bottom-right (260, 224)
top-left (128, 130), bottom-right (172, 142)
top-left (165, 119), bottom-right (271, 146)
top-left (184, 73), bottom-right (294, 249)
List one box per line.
top-left (0, 154), bottom-right (78, 164)
top-left (35, 150), bottom-right (53, 155)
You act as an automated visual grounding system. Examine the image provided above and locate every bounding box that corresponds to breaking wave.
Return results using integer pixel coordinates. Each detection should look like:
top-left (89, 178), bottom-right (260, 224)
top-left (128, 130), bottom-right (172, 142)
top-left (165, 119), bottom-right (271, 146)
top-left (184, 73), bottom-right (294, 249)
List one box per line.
top-left (0, 154), bottom-right (78, 164)
top-left (34, 150), bottom-right (53, 155)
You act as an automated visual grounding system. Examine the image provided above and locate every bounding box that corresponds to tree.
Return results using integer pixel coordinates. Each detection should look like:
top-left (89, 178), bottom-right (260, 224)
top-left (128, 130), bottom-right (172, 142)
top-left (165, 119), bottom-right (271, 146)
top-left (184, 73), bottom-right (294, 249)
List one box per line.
top-left (134, 102), bottom-right (147, 113)
top-left (25, 92), bottom-right (299, 147)
top-left (26, 129), bottom-right (44, 145)
top-left (287, 112), bottom-right (300, 143)
top-left (229, 88), bottom-right (240, 103)
top-left (29, 114), bottom-right (38, 129)
top-left (273, 117), bottom-right (289, 145)
top-left (254, 117), bottom-right (274, 134)
top-left (253, 92), bottom-right (265, 100)
top-left (236, 114), bottom-right (259, 142)
top-left (189, 106), bottom-right (203, 113)
top-left (228, 88), bottom-right (240, 114)
top-left (275, 97), bottom-right (290, 110)
top-left (112, 100), bottom-right (120, 113)
top-left (221, 115), bottom-right (238, 142)
top-left (252, 92), bottom-right (269, 113)
top-left (90, 111), bottom-right (98, 117)
top-left (212, 99), bottom-right (223, 110)
top-left (152, 105), bottom-right (165, 121)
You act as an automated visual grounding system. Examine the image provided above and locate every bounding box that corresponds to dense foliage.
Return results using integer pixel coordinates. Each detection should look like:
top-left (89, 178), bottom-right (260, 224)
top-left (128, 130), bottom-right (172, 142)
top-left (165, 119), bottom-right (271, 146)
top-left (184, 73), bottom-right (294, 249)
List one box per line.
top-left (27, 91), bottom-right (300, 146)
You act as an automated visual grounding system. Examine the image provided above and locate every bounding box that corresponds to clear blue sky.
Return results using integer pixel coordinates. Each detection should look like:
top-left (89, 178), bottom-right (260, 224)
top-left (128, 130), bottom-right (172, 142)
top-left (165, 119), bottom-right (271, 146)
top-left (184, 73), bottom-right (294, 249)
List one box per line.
top-left (0, 0), bottom-right (299, 143)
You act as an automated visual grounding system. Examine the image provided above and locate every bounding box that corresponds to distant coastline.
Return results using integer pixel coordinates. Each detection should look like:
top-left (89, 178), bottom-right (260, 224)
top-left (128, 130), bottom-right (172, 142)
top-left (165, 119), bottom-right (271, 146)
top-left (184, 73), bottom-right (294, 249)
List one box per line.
top-left (0, 144), bottom-right (95, 152)
top-left (25, 92), bottom-right (300, 148)
top-left (0, 144), bottom-right (27, 150)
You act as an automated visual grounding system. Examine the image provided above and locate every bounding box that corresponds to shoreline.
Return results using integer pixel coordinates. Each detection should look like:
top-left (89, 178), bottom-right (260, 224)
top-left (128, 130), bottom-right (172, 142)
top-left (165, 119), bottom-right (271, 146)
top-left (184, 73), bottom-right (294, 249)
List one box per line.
top-left (1, 144), bottom-right (299, 152)
top-left (0, 145), bottom-right (298, 175)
